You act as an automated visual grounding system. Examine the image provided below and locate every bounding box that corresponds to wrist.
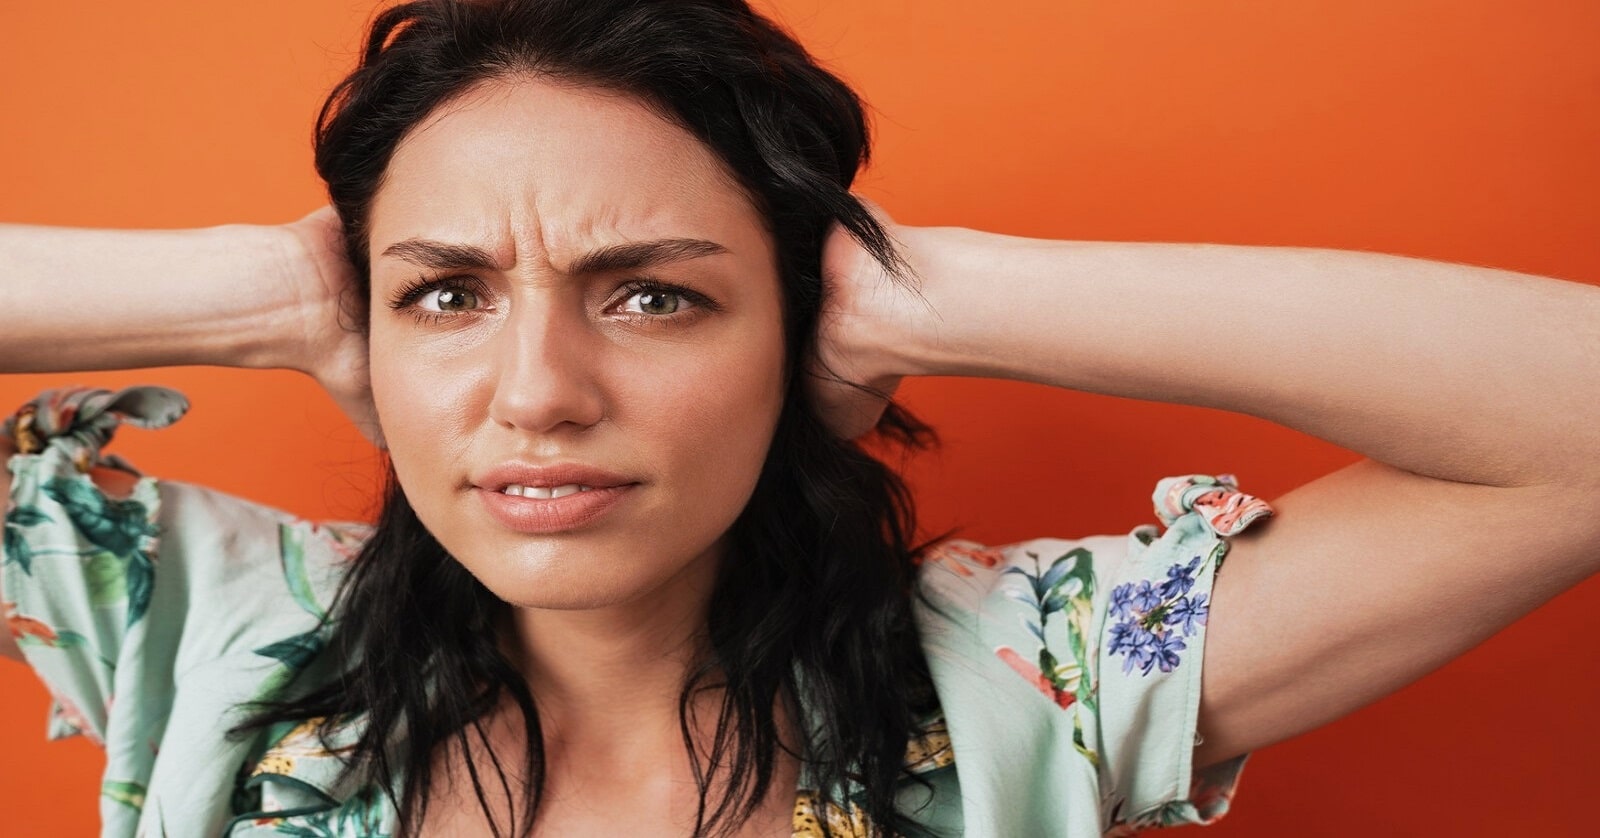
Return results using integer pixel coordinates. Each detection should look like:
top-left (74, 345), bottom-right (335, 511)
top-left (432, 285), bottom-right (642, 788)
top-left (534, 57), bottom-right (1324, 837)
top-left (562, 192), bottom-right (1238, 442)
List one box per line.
top-left (872, 225), bottom-right (985, 380)
top-left (113, 223), bottom-right (305, 372)
top-left (213, 222), bottom-right (318, 373)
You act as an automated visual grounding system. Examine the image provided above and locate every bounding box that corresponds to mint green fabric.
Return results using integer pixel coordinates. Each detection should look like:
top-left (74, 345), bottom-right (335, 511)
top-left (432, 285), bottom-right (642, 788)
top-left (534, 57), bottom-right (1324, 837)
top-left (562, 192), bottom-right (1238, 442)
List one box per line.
top-left (4, 386), bottom-right (1270, 836)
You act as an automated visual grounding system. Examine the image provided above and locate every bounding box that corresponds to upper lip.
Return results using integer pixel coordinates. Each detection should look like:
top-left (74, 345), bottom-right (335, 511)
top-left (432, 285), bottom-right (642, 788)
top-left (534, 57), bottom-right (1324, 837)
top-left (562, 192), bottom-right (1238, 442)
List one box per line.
top-left (472, 462), bottom-right (637, 492)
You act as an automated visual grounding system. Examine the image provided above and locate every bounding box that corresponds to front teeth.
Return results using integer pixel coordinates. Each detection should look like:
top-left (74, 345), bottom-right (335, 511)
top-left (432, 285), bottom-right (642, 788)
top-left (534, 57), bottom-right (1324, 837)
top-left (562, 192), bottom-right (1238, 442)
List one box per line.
top-left (501, 484), bottom-right (593, 499)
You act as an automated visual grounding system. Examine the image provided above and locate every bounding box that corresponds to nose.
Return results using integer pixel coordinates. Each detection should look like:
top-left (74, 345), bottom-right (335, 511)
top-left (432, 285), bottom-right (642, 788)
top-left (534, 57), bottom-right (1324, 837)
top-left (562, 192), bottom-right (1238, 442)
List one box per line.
top-left (485, 302), bottom-right (607, 435)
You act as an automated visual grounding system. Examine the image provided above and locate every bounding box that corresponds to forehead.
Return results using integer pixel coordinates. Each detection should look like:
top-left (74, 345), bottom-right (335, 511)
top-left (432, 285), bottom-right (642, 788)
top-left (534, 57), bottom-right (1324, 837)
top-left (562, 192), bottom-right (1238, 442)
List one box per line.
top-left (369, 76), bottom-right (766, 268)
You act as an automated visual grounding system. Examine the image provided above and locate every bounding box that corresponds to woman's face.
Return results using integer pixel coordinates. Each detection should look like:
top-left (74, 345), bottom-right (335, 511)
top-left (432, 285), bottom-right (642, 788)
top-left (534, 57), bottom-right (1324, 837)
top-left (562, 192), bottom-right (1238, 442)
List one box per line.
top-left (366, 78), bottom-right (787, 613)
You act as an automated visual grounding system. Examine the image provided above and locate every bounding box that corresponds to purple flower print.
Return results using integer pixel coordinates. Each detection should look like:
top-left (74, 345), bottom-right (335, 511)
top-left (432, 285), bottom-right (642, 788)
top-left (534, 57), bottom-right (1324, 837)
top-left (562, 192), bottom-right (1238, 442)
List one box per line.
top-left (1147, 632), bottom-right (1187, 674)
top-left (1122, 626), bottom-right (1190, 675)
top-left (1109, 583), bottom-right (1135, 619)
top-left (1108, 619), bottom-right (1138, 655)
top-left (1107, 558), bottom-right (1215, 677)
top-left (1119, 627), bottom-right (1158, 674)
top-left (1164, 593), bottom-right (1209, 636)
top-left (1131, 580), bottom-right (1163, 612)
top-left (1158, 556), bottom-right (1202, 599)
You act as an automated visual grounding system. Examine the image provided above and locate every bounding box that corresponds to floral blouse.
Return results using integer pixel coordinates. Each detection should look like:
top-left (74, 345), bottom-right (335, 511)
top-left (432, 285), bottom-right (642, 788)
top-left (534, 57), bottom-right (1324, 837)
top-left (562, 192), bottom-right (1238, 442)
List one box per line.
top-left (3, 386), bottom-right (1273, 837)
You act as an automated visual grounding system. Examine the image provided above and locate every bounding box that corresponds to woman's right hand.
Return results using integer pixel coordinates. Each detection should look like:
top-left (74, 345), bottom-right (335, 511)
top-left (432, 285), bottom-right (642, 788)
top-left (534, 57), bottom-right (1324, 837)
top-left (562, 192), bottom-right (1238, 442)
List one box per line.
top-left (280, 207), bottom-right (384, 449)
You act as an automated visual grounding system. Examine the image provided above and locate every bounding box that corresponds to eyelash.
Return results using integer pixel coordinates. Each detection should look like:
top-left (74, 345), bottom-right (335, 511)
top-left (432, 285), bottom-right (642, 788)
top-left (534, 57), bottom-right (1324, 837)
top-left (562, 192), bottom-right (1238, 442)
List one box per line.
top-left (385, 275), bottom-right (719, 326)
top-left (386, 275), bottom-right (487, 325)
top-left (613, 279), bottom-right (721, 323)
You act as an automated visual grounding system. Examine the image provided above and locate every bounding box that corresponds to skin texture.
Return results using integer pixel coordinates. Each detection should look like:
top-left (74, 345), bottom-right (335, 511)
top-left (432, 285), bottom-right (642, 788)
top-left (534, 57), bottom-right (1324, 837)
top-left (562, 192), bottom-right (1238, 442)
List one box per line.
top-left (363, 77), bottom-right (793, 833)
top-left (824, 226), bottom-right (1600, 771)
top-left (3, 54), bottom-right (1596, 836)
top-left (368, 78), bottom-right (786, 613)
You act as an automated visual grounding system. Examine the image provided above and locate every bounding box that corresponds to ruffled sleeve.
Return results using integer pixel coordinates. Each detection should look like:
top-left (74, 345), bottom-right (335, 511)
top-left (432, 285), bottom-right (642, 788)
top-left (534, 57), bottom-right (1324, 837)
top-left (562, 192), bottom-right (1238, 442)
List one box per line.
top-left (3, 386), bottom-right (189, 743)
top-left (912, 473), bottom-right (1273, 836)
top-left (1095, 473), bottom-right (1272, 830)
top-left (2, 386), bottom-right (368, 836)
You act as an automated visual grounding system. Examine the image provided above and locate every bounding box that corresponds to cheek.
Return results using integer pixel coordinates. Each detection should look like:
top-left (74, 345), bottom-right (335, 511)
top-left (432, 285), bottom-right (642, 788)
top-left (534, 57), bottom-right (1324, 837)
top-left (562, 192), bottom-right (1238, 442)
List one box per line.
top-left (634, 324), bottom-right (787, 506)
top-left (366, 328), bottom-right (482, 492)
top-left (361, 306), bottom-right (788, 608)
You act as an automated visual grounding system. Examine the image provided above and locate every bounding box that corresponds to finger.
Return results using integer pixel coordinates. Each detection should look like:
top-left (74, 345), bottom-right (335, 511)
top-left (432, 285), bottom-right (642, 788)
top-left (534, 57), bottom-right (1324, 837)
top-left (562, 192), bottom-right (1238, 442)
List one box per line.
top-left (805, 364), bottom-right (892, 440)
top-left (334, 388), bottom-right (386, 449)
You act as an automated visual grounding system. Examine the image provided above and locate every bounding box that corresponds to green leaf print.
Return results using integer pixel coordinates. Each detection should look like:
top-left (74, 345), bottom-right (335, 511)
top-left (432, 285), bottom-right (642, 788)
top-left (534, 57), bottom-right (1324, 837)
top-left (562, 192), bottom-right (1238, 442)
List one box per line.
top-left (279, 524), bottom-right (326, 619)
top-left (1038, 556), bottom-right (1076, 594)
top-left (3, 504), bottom-right (55, 576)
top-left (102, 779), bottom-right (147, 812)
top-left (997, 547), bottom-right (1101, 765)
top-left (7, 541), bottom-right (108, 572)
top-left (84, 551), bottom-right (128, 605)
top-left (1056, 548), bottom-right (1095, 598)
top-left (1037, 644), bottom-right (1060, 681)
top-left (125, 553), bottom-right (155, 627)
top-left (55, 629), bottom-right (87, 648)
top-left (7, 505), bottom-right (51, 527)
top-left (270, 792), bottom-right (388, 838)
top-left (250, 629), bottom-right (328, 702)
top-left (40, 476), bottom-right (157, 558)
top-left (40, 476), bottom-right (160, 626)
top-left (4, 525), bottom-right (33, 575)
top-left (273, 820), bottom-right (341, 838)
top-left (17, 628), bottom-right (87, 650)
top-left (256, 629), bottom-right (326, 672)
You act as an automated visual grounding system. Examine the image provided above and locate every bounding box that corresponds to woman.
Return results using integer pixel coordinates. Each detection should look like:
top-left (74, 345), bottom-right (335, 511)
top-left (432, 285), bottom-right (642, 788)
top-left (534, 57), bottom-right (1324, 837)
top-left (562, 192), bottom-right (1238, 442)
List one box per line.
top-left (3, 0), bottom-right (1597, 835)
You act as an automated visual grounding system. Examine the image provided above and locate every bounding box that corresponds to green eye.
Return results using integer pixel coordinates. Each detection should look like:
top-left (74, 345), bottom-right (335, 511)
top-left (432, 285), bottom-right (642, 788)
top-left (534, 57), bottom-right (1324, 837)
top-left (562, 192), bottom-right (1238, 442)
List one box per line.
top-left (623, 288), bottom-right (689, 315)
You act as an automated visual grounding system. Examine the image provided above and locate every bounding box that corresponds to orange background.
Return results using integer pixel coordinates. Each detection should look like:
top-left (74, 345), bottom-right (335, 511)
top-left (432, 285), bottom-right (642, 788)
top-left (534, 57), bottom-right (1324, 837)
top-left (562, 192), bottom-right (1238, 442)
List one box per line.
top-left (3, 0), bottom-right (1598, 833)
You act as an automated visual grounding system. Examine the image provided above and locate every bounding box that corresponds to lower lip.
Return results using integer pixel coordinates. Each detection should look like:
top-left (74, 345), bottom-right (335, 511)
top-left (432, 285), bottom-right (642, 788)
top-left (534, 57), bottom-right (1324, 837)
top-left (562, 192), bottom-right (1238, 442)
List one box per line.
top-left (476, 485), bottom-right (636, 534)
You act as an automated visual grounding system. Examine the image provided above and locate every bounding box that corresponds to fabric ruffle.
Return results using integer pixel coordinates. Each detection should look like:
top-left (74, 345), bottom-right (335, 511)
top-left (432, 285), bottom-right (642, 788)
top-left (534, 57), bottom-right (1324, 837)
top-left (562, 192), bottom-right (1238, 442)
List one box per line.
top-left (1153, 473), bottom-right (1274, 537)
top-left (3, 386), bottom-right (188, 475)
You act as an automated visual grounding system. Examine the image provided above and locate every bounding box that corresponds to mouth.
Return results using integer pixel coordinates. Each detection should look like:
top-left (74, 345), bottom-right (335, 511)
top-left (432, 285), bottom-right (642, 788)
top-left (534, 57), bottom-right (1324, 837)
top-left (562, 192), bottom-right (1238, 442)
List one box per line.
top-left (472, 462), bottom-right (635, 493)
top-left (475, 483), bottom-right (636, 534)
top-left (471, 463), bottom-right (640, 534)
top-left (497, 483), bottom-right (598, 499)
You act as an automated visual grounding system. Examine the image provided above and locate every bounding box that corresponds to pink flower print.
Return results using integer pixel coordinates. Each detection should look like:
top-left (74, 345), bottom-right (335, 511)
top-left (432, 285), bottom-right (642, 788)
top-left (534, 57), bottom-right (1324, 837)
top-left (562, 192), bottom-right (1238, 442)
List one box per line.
top-left (920, 542), bottom-right (1005, 578)
top-left (5, 600), bottom-right (54, 643)
top-left (311, 521), bottom-right (371, 563)
top-left (996, 645), bottom-right (1076, 709)
top-left (5, 601), bottom-right (87, 650)
top-left (1190, 487), bottom-right (1273, 537)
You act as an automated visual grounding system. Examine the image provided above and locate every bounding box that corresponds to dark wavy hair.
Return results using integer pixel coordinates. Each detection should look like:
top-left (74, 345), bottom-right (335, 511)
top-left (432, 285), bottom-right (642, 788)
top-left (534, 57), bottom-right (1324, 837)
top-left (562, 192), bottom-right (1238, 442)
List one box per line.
top-left (239, 1), bottom-right (939, 835)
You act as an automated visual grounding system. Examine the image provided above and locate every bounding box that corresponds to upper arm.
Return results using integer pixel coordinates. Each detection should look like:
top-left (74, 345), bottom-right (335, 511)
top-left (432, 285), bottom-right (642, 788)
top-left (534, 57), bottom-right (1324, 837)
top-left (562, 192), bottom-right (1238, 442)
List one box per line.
top-left (1194, 458), bottom-right (1600, 768)
top-left (1, 431), bottom-right (20, 662)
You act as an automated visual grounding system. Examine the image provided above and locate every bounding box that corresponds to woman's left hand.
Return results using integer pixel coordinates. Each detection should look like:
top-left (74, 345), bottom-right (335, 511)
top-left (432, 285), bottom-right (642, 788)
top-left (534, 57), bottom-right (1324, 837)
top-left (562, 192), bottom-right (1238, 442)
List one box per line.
top-left (281, 206), bottom-right (385, 449)
top-left (809, 202), bottom-right (926, 440)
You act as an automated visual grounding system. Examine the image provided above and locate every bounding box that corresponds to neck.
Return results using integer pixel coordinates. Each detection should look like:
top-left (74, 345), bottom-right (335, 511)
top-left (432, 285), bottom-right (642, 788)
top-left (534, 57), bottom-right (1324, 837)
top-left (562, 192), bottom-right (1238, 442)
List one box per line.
top-left (457, 541), bottom-right (803, 833)
top-left (501, 541), bottom-right (721, 765)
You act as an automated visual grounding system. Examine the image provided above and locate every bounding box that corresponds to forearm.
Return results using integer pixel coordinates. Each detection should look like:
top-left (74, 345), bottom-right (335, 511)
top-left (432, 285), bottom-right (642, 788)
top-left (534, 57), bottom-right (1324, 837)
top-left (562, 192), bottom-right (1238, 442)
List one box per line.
top-left (0, 223), bottom-right (299, 373)
top-left (890, 227), bottom-right (1600, 489)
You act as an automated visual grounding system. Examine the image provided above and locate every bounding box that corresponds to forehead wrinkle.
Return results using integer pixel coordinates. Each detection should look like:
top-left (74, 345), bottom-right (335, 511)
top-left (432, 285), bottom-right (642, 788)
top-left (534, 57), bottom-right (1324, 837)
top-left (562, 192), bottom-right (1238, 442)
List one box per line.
top-left (515, 180), bottom-right (708, 277)
top-left (376, 77), bottom-right (767, 280)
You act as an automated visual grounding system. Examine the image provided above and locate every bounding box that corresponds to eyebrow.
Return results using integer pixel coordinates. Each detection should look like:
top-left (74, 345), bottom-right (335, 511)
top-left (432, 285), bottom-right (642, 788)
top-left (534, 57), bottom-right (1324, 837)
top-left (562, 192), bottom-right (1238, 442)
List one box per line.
top-left (381, 240), bottom-right (498, 271)
top-left (379, 237), bottom-right (729, 274)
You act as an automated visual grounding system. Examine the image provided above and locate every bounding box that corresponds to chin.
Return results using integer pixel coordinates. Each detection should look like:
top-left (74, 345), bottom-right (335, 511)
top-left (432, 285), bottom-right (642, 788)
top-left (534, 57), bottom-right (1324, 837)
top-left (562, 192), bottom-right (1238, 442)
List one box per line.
top-left (456, 538), bottom-right (722, 614)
